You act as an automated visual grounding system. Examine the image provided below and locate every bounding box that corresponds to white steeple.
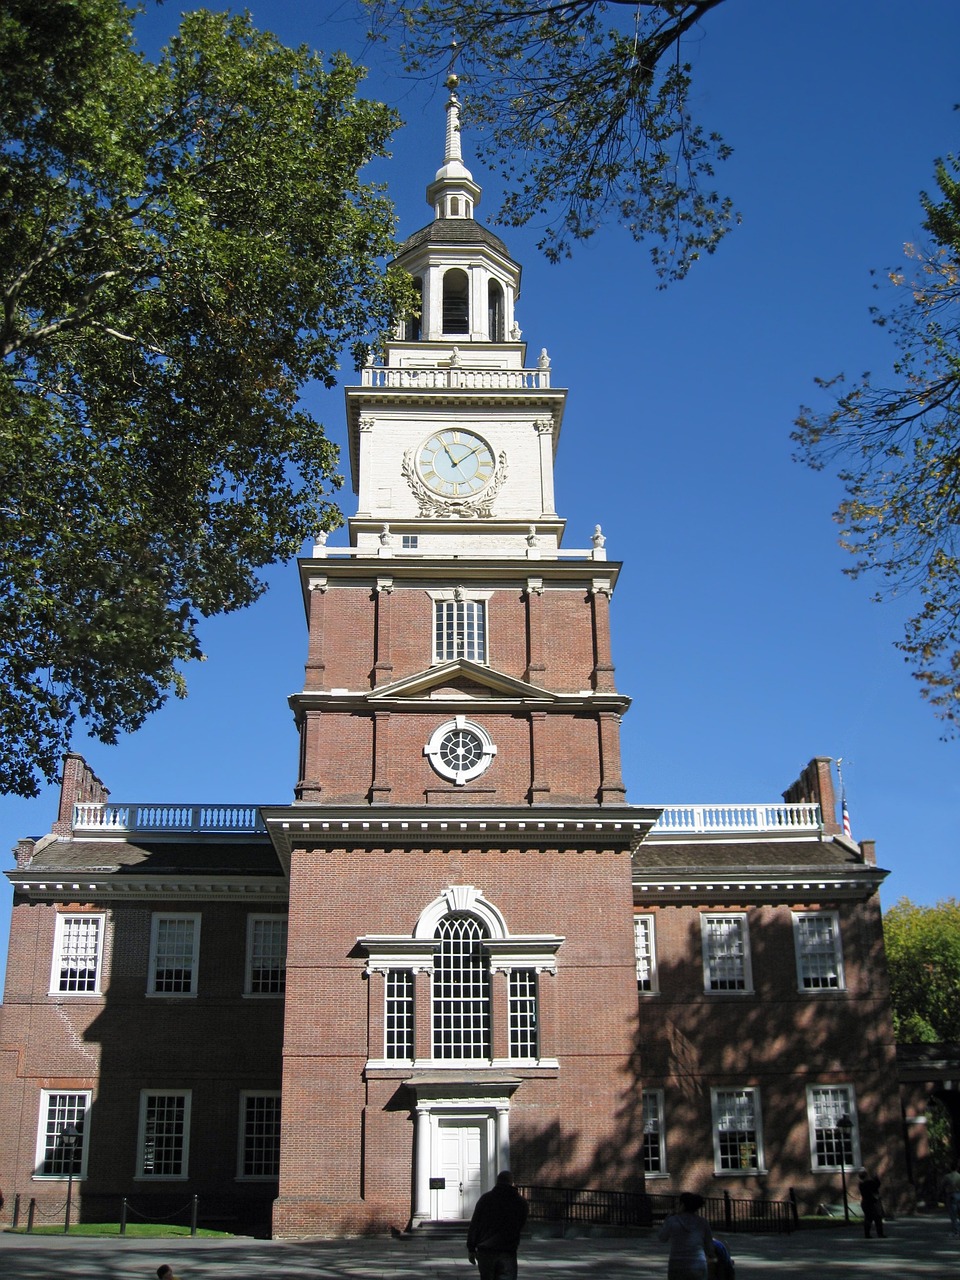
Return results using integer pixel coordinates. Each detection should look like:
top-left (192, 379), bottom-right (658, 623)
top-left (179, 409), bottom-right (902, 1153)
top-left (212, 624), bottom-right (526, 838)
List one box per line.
top-left (426, 75), bottom-right (481, 221)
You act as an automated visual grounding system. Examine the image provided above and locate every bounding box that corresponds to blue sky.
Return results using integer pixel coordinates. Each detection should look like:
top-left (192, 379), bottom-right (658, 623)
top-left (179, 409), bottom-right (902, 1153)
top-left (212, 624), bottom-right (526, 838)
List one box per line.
top-left (3, 0), bottom-right (960, 993)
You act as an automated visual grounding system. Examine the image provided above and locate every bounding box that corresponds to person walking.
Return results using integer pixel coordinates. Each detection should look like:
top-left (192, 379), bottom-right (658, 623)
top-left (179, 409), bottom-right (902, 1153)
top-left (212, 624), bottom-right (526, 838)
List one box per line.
top-left (657, 1192), bottom-right (717, 1280)
top-left (858, 1168), bottom-right (885, 1238)
top-left (942, 1162), bottom-right (960, 1237)
top-left (466, 1170), bottom-right (529, 1280)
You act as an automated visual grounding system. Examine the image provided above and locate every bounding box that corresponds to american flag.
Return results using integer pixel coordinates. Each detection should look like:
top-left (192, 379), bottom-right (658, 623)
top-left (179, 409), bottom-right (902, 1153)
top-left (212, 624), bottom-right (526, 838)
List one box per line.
top-left (842, 796), bottom-right (852, 839)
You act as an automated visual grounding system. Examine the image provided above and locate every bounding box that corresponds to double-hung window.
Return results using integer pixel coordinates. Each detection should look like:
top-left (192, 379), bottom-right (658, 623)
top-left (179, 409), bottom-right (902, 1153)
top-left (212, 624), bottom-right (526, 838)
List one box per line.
top-left (434, 599), bottom-right (486, 663)
top-left (239, 1093), bottom-right (281, 1179)
top-left (246, 915), bottom-right (287, 996)
top-left (701, 914), bottom-right (752, 993)
top-left (641, 1089), bottom-right (666, 1175)
top-left (148, 914), bottom-right (200, 996)
top-left (385, 969), bottom-right (415, 1061)
top-left (51, 913), bottom-right (104, 994)
top-left (634, 915), bottom-right (657, 993)
top-left (508, 969), bottom-right (539, 1059)
top-left (808, 1085), bottom-right (859, 1171)
top-left (433, 915), bottom-right (490, 1059)
top-left (794, 913), bottom-right (845, 991)
top-left (36, 1091), bottom-right (91, 1178)
top-left (137, 1091), bottom-right (191, 1178)
top-left (712, 1087), bottom-right (763, 1173)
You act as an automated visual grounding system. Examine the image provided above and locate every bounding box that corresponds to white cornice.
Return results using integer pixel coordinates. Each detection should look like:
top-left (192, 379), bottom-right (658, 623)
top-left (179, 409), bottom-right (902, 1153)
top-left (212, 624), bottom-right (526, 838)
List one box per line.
top-left (632, 867), bottom-right (887, 904)
top-left (7, 872), bottom-right (287, 903)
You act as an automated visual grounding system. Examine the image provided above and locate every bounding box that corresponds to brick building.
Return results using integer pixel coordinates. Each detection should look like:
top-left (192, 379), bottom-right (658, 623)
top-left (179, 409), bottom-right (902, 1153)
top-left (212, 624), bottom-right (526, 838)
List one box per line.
top-left (0, 84), bottom-right (906, 1237)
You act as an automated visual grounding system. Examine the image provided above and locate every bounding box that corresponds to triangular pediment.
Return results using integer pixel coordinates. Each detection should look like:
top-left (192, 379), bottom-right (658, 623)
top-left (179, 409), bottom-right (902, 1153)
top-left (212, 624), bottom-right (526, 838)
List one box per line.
top-left (368, 659), bottom-right (558, 704)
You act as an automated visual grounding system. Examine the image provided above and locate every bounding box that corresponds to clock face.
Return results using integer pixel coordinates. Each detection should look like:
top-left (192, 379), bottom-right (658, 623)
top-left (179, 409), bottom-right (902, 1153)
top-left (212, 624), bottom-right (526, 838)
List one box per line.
top-left (417, 429), bottom-right (495, 498)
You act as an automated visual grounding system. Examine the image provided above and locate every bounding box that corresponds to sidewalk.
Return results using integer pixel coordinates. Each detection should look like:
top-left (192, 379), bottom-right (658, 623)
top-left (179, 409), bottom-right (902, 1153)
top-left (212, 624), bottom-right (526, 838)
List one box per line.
top-left (2, 1216), bottom-right (957, 1279)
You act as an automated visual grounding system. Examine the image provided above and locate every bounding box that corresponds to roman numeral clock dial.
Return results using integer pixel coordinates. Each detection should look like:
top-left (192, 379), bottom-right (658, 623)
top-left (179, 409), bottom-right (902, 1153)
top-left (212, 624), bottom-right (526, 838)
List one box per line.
top-left (417, 429), bottom-right (495, 497)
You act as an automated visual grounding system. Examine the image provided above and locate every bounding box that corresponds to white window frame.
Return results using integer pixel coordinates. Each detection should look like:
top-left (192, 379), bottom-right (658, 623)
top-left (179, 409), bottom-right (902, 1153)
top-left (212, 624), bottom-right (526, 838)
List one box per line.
top-left (50, 913), bottom-right (105, 996)
top-left (136, 1090), bottom-right (192, 1180)
top-left (401, 534), bottom-right (419, 550)
top-left (384, 968), bottom-right (415, 1062)
top-left (424, 716), bottom-right (497, 785)
top-left (34, 1090), bottom-right (92, 1179)
top-left (508, 968), bottom-right (539, 1061)
top-left (701, 913), bottom-right (753, 994)
top-left (429, 590), bottom-right (492, 665)
top-left (634, 914), bottom-right (658, 993)
top-left (807, 1085), bottom-right (860, 1172)
top-left (793, 912), bottom-right (845, 992)
top-left (711, 1087), bottom-right (765, 1174)
top-left (244, 914), bottom-right (287, 997)
top-left (237, 1091), bottom-right (282, 1180)
top-left (641, 1088), bottom-right (667, 1177)
top-left (147, 913), bottom-right (201, 997)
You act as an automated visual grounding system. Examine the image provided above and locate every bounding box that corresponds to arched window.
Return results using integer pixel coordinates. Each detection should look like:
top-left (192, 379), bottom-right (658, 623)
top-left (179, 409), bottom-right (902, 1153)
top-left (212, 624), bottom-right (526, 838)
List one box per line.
top-left (433, 915), bottom-right (490, 1059)
top-left (404, 277), bottom-right (423, 342)
top-left (488, 281), bottom-right (504, 342)
top-left (442, 269), bottom-right (469, 334)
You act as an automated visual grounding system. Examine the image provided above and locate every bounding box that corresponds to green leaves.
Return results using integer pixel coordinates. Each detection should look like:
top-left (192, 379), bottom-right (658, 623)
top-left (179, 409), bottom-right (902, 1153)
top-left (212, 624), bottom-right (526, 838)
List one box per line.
top-left (883, 898), bottom-right (960, 1044)
top-left (1, 1), bottom-right (413, 795)
top-left (794, 153), bottom-right (960, 732)
top-left (365, 0), bottom-right (736, 281)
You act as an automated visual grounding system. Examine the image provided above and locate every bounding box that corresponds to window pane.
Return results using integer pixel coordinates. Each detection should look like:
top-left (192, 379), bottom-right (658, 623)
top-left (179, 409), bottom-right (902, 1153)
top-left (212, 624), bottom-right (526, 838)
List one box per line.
top-left (57, 916), bottom-right (101, 993)
top-left (242, 1095), bottom-right (281, 1177)
top-left (141, 1094), bottom-right (188, 1176)
top-left (509, 969), bottom-right (538, 1059)
top-left (433, 916), bottom-right (490, 1059)
top-left (39, 1093), bottom-right (87, 1176)
top-left (435, 601), bottom-right (486, 663)
top-left (635, 916), bottom-right (655, 992)
top-left (704, 916), bottom-right (747, 991)
top-left (385, 969), bottom-right (415, 1060)
top-left (153, 918), bottom-right (196, 994)
top-left (642, 1091), bottom-right (663, 1174)
top-left (715, 1089), bottom-right (759, 1171)
top-left (810, 1086), bottom-right (856, 1168)
top-left (249, 918), bottom-right (287, 995)
top-left (797, 915), bottom-right (842, 989)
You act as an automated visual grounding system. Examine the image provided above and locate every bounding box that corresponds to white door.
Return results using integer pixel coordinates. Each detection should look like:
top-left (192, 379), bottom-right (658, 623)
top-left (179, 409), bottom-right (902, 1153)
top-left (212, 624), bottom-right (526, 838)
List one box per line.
top-left (434, 1121), bottom-right (484, 1219)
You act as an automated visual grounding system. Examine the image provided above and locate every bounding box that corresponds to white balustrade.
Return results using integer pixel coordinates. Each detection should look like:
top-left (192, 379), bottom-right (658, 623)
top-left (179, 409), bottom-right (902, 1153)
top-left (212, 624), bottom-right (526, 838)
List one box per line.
top-left (360, 366), bottom-right (551, 390)
top-left (651, 803), bottom-right (821, 835)
top-left (73, 803), bottom-right (266, 834)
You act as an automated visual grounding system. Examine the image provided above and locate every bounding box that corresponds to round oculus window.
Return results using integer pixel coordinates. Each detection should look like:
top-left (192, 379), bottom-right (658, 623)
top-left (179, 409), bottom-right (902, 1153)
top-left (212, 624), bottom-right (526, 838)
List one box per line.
top-left (424, 717), bottom-right (497, 785)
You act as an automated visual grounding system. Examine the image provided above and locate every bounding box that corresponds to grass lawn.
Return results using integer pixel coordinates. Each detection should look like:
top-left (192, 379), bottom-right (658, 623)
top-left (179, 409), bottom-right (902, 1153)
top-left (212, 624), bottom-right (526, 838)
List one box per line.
top-left (10, 1223), bottom-right (235, 1238)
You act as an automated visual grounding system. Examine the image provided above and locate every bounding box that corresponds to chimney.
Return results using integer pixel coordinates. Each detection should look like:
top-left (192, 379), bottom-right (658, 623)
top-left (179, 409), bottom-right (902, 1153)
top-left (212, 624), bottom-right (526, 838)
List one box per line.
top-left (53, 754), bottom-right (109, 837)
top-left (782, 756), bottom-right (839, 834)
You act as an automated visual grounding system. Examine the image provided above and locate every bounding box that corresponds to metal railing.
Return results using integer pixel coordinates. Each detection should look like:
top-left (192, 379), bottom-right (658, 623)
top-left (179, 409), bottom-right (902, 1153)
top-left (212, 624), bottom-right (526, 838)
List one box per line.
top-left (518, 1185), bottom-right (797, 1234)
top-left (651, 803), bottom-right (821, 835)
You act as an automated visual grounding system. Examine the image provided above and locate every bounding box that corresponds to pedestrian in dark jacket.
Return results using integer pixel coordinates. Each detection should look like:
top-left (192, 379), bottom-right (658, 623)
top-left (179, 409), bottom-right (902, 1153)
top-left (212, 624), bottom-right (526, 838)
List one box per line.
top-left (466, 1171), bottom-right (529, 1280)
top-left (858, 1168), bottom-right (885, 1238)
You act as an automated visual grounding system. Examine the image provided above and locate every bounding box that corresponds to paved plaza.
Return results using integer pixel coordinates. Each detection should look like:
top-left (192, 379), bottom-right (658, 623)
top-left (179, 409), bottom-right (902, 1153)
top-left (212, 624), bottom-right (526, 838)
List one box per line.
top-left (2, 1217), bottom-right (958, 1280)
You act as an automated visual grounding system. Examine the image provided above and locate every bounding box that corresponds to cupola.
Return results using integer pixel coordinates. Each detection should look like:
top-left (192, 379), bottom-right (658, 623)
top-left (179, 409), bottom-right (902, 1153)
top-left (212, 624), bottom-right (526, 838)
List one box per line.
top-left (393, 75), bottom-right (522, 346)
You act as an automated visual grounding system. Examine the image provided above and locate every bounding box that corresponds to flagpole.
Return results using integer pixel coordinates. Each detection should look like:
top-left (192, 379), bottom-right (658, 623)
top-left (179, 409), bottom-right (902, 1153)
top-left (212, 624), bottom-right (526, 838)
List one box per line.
top-left (835, 757), bottom-right (852, 839)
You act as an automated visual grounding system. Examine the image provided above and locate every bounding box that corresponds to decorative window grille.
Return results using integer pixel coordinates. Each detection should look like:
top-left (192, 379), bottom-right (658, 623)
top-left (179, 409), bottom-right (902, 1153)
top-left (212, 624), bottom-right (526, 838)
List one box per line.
top-left (634, 915), bottom-right (657, 992)
top-left (641, 1090), bottom-right (665, 1174)
top-left (149, 915), bottom-right (199, 995)
top-left (809, 1085), bottom-right (859, 1170)
top-left (508, 969), bottom-right (538, 1059)
top-left (702, 915), bottom-right (751, 992)
top-left (435, 600), bottom-right (486, 663)
top-left (139, 1092), bottom-right (190, 1177)
top-left (53, 914), bottom-right (103, 993)
top-left (795, 913), bottom-right (845, 990)
top-left (385, 969), bottom-right (415, 1060)
top-left (240, 1094), bottom-right (281, 1178)
top-left (713, 1088), bottom-right (762, 1172)
top-left (247, 916), bottom-right (287, 995)
top-left (37, 1092), bottom-right (89, 1176)
top-left (432, 915), bottom-right (490, 1059)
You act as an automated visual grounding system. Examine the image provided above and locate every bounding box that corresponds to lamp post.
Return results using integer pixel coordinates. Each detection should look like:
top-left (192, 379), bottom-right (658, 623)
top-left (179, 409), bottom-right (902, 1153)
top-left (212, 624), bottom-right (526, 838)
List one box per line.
top-left (837, 1114), bottom-right (853, 1223)
top-left (62, 1122), bottom-right (79, 1234)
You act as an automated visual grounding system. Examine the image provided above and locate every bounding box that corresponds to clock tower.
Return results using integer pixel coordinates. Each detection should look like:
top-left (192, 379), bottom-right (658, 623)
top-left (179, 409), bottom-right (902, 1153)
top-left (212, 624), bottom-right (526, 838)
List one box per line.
top-left (266, 79), bottom-right (657, 1237)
